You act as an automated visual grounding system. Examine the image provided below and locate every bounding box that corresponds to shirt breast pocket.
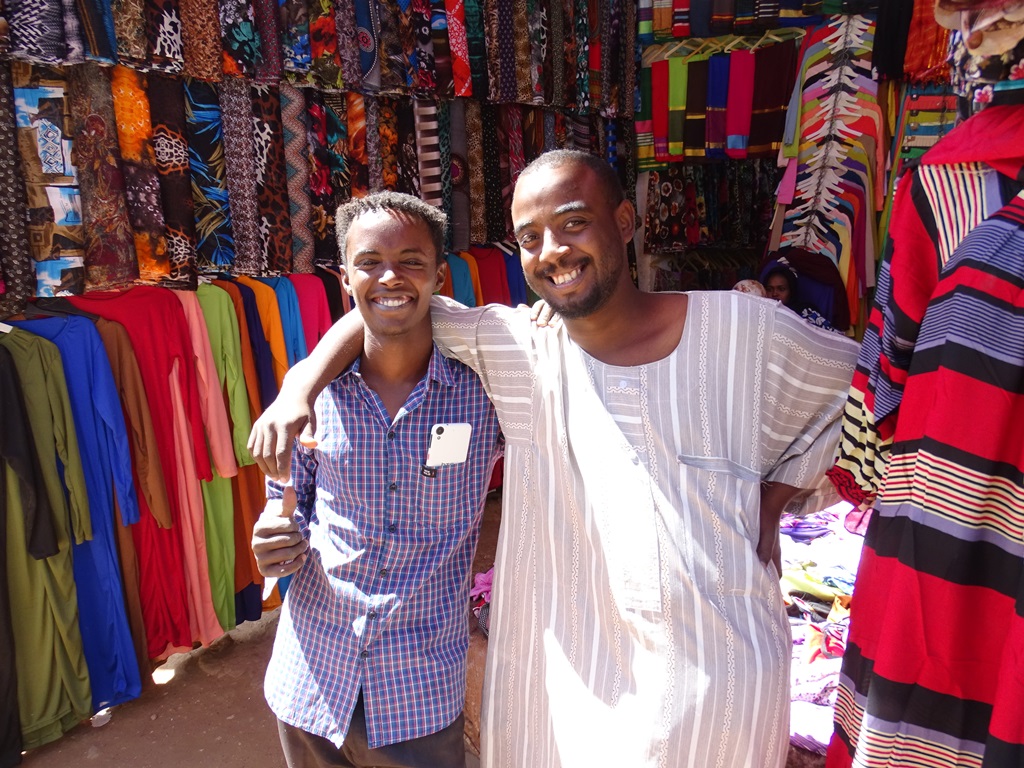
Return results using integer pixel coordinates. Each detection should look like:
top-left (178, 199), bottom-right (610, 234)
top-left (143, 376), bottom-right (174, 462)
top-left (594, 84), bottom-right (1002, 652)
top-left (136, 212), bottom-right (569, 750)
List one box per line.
top-left (415, 462), bottom-right (476, 531)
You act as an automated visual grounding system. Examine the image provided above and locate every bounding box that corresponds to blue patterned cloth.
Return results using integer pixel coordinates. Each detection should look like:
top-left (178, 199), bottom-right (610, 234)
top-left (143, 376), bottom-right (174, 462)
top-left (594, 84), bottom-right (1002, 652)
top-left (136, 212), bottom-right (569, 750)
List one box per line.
top-left (264, 346), bottom-right (501, 749)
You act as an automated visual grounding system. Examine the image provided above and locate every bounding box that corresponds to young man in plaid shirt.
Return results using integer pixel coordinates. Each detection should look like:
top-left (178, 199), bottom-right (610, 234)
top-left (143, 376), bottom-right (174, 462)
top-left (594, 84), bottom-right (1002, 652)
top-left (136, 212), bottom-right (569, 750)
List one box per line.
top-left (251, 192), bottom-right (501, 768)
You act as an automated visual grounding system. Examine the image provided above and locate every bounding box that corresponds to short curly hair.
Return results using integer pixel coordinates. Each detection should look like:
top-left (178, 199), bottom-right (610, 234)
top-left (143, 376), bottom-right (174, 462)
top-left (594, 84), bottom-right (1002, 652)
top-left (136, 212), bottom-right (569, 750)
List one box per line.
top-left (335, 192), bottom-right (448, 265)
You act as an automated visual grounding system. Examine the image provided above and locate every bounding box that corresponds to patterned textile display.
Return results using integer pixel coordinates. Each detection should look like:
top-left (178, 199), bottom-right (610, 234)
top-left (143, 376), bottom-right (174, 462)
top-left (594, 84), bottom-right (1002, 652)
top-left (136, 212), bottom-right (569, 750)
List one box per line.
top-left (779, 15), bottom-right (881, 317)
top-left (413, 97), bottom-right (443, 206)
top-left (306, 88), bottom-right (342, 264)
top-left (280, 83), bottom-right (313, 272)
top-left (251, 0), bottom-right (283, 82)
top-left (395, 95), bottom-right (420, 195)
top-left (446, 0), bottom-right (472, 96)
top-left (0, 63), bottom-right (34, 318)
top-left (251, 84), bottom-right (293, 273)
top-left (11, 62), bottom-right (86, 296)
top-left (511, 0), bottom-right (531, 104)
top-left (345, 91), bottom-right (368, 198)
top-left (109, 65), bottom-right (170, 284)
top-left (464, 96), bottom-right (487, 243)
top-left (219, 76), bottom-right (264, 274)
top-left (364, 94), bottom-right (384, 191)
top-left (377, 94), bottom-right (400, 192)
top-left (179, 0), bottom-right (221, 80)
top-left (463, 0), bottom-right (488, 96)
top-left (448, 97), bottom-right (470, 250)
top-left (431, 0), bottom-right (454, 97)
top-left (145, 0), bottom-right (185, 73)
top-left (77, 0), bottom-right (118, 63)
top-left (6, 0), bottom-right (68, 64)
top-left (826, 104), bottom-right (1024, 768)
top-left (280, 0), bottom-right (312, 82)
top-left (218, 0), bottom-right (261, 77)
top-left (67, 64), bottom-right (140, 291)
top-left (334, 0), bottom-right (361, 88)
top-left (149, 74), bottom-right (199, 286)
top-left (309, 0), bottom-right (343, 89)
top-left (111, 0), bottom-right (149, 67)
top-left (412, 0), bottom-right (436, 95)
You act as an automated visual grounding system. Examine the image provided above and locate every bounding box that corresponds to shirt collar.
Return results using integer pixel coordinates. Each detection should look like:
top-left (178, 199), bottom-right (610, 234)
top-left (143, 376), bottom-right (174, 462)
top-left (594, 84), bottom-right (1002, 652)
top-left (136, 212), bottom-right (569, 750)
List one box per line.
top-left (342, 344), bottom-right (462, 389)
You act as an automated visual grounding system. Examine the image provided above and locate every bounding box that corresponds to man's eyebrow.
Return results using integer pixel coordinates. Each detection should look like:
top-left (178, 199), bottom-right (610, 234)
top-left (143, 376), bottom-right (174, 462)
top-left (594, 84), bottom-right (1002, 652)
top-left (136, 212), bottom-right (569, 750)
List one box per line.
top-left (513, 201), bottom-right (590, 237)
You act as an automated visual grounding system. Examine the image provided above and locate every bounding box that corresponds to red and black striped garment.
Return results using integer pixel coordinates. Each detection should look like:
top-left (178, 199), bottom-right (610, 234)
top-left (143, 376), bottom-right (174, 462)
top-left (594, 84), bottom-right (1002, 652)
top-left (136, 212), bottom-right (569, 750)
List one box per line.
top-left (828, 104), bottom-right (1024, 767)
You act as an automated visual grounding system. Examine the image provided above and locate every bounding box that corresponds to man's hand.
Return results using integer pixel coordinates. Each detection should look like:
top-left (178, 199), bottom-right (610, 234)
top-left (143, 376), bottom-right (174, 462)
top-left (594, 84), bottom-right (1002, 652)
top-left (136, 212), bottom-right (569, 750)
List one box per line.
top-left (529, 299), bottom-right (561, 328)
top-left (252, 486), bottom-right (309, 580)
top-left (247, 396), bottom-right (318, 482)
top-left (758, 481), bottom-right (802, 575)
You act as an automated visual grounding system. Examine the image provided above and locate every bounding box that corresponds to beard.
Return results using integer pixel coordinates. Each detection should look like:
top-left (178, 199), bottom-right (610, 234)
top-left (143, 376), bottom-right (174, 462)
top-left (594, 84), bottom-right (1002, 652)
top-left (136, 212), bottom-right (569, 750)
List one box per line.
top-left (525, 258), bottom-right (623, 320)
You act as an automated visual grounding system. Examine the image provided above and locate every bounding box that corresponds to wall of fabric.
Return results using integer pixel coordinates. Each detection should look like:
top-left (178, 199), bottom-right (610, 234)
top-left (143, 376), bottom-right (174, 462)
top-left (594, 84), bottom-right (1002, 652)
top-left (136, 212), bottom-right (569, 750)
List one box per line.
top-left (0, 0), bottom-right (635, 314)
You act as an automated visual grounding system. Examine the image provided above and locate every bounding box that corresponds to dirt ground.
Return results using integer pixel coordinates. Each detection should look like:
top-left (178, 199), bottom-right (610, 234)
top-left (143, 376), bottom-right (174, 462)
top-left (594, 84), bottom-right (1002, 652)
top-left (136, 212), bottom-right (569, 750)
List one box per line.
top-left (18, 490), bottom-right (823, 768)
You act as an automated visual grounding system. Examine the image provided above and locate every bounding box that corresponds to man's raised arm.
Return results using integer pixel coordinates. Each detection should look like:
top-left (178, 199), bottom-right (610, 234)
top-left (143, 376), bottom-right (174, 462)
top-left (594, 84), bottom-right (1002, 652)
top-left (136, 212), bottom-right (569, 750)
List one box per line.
top-left (247, 308), bottom-right (365, 480)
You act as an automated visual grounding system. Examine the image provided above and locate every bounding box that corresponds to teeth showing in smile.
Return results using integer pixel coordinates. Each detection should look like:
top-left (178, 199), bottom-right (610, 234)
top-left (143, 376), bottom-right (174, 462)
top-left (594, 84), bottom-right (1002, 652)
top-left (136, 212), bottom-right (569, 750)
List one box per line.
top-left (551, 267), bottom-right (581, 286)
top-left (376, 297), bottom-right (409, 307)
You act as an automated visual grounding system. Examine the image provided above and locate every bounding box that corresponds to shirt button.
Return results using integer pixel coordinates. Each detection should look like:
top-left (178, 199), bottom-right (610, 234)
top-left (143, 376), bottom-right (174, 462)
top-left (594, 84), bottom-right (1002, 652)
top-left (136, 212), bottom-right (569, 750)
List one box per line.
top-left (387, 431), bottom-right (395, 440)
top-left (388, 482), bottom-right (397, 491)
top-left (360, 650), bottom-right (369, 658)
top-left (379, 568), bottom-right (388, 577)
top-left (387, 524), bottom-right (396, 533)
top-left (367, 610), bottom-right (377, 619)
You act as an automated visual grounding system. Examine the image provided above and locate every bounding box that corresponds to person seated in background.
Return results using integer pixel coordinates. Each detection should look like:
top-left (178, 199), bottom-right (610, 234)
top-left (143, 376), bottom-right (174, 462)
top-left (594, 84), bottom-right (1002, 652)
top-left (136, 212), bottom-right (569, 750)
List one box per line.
top-left (251, 191), bottom-right (502, 768)
top-left (761, 261), bottom-right (837, 332)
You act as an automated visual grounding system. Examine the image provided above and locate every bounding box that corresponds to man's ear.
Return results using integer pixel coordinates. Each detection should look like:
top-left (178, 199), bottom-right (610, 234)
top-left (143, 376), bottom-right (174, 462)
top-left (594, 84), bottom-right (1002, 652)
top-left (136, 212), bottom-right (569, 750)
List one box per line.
top-left (340, 264), bottom-right (354, 295)
top-left (434, 258), bottom-right (448, 294)
top-left (615, 198), bottom-right (636, 244)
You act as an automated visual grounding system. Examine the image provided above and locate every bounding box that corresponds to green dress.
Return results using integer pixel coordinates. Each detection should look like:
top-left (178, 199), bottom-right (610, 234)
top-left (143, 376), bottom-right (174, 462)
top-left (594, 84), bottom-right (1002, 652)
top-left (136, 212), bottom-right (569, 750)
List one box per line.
top-left (0, 327), bottom-right (93, 749)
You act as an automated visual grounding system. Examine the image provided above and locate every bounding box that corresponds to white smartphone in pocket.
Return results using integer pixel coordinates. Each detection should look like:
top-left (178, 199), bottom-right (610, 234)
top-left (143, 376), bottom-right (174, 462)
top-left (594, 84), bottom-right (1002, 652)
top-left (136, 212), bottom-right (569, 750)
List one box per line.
top-left (424, 423), bottom-right (473, 467)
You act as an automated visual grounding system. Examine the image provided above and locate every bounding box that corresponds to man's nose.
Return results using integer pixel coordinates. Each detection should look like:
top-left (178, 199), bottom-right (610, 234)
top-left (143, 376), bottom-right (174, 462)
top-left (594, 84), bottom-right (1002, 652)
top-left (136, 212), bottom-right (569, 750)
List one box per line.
top-left (379, 264), bottom-right (402, 284)
top-left (540, 230), bottom-right (568, 263)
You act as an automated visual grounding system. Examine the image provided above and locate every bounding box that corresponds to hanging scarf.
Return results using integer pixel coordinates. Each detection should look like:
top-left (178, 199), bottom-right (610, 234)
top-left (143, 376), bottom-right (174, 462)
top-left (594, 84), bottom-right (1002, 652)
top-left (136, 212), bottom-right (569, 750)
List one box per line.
top-left (446, 0), bottom-right (472, 96)
top-left (218, 0), bottom-right (261, 76)
top-left (310, 0), bottom-right (344, 89)
top-left (346, 91), bottom-right (369, 197)
top-left (252, 84), bottom-right (294, 273)
top-left (67, 63), bottom-right (139, 291)
top-left (431, 0), bottom-right (454, 97)
top-left (151, 74), bottom-right (200, 286)
top-left (8, 0), bottom-right (67, 63)
top-left (77, 0), bottom-right (117, 62)
top-left (496, 104), bottom-right (513, 235)
top-left (710, 0), bottom-right (735, 34)
top-left (109, 66), bottom-right (169, 283)
top-left (365, 95), bottom-right (384, 192)
top-left (377, 95), bottom-right (401, 191)
top-left (755, 0), bottom-right (779, 29)
top-left (0, 62), bottom-right (34, 314)
top-left (651, 59), bottom-right (669, 162)
top-left (280, 0), bottom-right (312, 82)
top-left (111, 0), bottom-right (149, 68)
top-left (636, 66), bottom-right (657, 170)
top-left (481, 103), bottom-right (505, 242)
top-left (464, 97), bottom-right (487, 243)
top-left (548, 0), bottom-right (565, 105)
top-left (672, 0), bottom-right (691, 37)
top-left (180, 0), bottom-right (222, 80)
top-left (437, 99), bottom-right (453, 243)
top-left (352, 0), bottom-right (381, 91)
top-left (335, 0), bottom-right (363, 88)
top-left (305, 88), bottom-right (339, 264)
top-left (448, 98), bottom-right (470, 250)
top-left (395, 96), bottom-right (420, 195)
top-left (562, 0), bottom-right (578, 108)
top-left (512, 0), bottom-right (532, 103)
top-left (725, 48), bottom-right (754, 158)
top-left (412, 0), bottom-right (436, 94)
top-left (414, 97), bottom-right (443, 206)
top-left (378, 0), bottom-right (412, 91)
top-left (281, 83), bottom-right (314, 272)
top-left (667, 57), bottom-right (687, 159)
top-left (638, 0), bottom-right (654, 45)
top-left (463, 0), bottom-right (489, 97)
top-left (495, 0), bottom-right (516, 102)
top-left (749, 38), bottom-right (798, 157)
top-left (653, 0), bottom-right (671, 39)
top-left (219, 76), bottom-right (264, 274)
top-left (589, 0), bottom-right (602, 110)
top-left (683, 57), bottom-right (708, 157)
top-left (12, 62), bottom-right (86, 295)
top-left (252, 0), bottom-right (284, 82)
top-left (146, 0), bottom-right (185, 73)
top-left (573, 0), bottom-right (589, 110)
top-left (323, 91), bottom-right (350, 204)
top-left (705, 51), bottom-right (729, 159)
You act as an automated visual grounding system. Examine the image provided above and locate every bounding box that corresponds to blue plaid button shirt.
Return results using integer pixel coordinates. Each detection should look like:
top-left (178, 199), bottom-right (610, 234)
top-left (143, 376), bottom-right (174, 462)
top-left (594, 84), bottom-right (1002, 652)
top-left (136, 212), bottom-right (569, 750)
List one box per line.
top-left (264, 346), bottom-right (501, 749)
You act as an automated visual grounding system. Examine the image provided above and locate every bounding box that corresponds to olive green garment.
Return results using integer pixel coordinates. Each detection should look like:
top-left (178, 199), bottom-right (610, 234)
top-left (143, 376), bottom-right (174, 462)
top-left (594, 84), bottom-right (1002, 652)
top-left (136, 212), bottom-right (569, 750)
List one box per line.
top-left (0, 327), bottom-right (93, 749)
